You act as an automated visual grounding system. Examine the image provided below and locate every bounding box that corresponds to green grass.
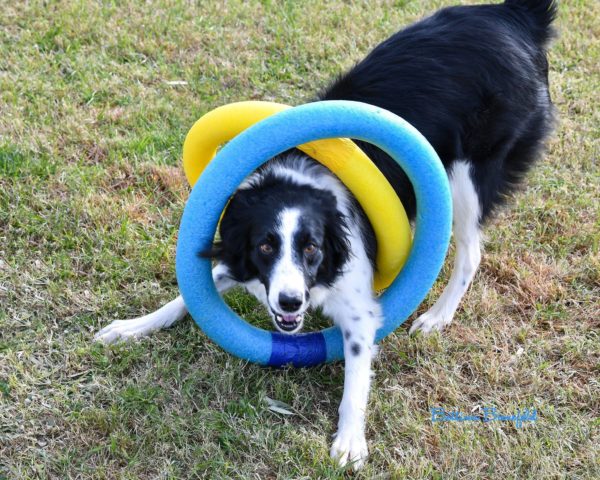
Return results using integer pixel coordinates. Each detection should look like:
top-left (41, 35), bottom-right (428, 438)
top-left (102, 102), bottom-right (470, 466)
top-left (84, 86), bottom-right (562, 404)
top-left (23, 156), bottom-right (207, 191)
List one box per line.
top-left (1, 0), bottom-right (598, 478)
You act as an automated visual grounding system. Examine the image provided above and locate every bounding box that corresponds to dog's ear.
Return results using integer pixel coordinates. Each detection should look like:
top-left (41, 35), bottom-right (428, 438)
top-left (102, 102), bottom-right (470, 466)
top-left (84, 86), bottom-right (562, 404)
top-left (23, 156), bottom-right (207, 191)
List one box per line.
top-left (199, 190), bottom-right (258, 282)
top-left (319, 208), bottom-right (351, 285)
top-left (199, 242), bottom-right (223, 260)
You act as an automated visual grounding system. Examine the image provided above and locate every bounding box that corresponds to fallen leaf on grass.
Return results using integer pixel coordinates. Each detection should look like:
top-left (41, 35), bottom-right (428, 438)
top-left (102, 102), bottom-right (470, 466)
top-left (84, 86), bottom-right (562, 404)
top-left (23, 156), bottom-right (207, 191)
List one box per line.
top-left (164, 80), bottom-right (188, 86)
top-left (265, 396), bottom-right (295, 415)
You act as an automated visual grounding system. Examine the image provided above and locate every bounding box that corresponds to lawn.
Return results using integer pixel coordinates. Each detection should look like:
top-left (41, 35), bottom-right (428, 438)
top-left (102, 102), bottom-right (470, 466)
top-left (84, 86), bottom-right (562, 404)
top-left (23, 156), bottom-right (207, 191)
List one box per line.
top-left (0, 0), bottom-right (598, 478)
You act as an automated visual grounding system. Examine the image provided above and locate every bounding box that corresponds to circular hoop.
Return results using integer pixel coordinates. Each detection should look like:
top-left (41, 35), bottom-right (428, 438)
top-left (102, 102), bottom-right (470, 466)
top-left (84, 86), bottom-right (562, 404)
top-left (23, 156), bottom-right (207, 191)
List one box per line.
top-left (176, 101), bottom-right (452, 367)
top-left (182, 101), bottom-right (411, 290)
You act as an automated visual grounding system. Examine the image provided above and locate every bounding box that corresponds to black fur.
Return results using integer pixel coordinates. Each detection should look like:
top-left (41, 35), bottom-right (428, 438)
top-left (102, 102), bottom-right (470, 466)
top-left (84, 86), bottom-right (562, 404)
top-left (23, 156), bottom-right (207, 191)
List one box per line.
top-left (320, 0), bottom-right (556, 221)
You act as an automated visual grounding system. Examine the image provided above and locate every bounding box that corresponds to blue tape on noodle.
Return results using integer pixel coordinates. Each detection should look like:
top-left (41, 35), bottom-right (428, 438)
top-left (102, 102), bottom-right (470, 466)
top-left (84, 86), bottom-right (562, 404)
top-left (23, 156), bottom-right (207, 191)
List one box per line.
top-left (269, 332), bottom-right (327, 367)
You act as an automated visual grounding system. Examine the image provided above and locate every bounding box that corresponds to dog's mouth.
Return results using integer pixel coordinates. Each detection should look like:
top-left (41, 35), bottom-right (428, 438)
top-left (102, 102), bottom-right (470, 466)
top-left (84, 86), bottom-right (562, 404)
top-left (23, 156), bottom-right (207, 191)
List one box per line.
top-left (272, 312), bottom-right (304, 333)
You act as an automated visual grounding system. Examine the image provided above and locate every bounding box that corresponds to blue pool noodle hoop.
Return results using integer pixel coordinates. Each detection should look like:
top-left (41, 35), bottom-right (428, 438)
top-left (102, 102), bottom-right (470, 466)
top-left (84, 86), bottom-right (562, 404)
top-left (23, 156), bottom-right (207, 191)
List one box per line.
top-left (176, 100), bottom-right (452, 367)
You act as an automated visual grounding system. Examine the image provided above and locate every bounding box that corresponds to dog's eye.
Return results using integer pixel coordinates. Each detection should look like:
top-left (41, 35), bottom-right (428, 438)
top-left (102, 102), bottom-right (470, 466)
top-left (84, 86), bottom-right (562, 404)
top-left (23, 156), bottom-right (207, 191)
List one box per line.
top-left (304, 243), bottom-right (318, 255)
top-left (259, 243), bottom-right (273, 255)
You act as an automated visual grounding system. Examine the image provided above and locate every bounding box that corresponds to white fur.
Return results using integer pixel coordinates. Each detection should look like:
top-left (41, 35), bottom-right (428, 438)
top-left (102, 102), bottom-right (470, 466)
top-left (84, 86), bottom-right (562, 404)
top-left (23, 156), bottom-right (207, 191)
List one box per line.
top-left (267, 208), bottom-right (307, 314)
top-left (322, 225), bottom-right (381, 470)
top-left (410, 160), bottom-right (482, 334)
top-left (241, 153), bottom-right (353, 213)
top-left (94, 295), bottom-right (188, 343)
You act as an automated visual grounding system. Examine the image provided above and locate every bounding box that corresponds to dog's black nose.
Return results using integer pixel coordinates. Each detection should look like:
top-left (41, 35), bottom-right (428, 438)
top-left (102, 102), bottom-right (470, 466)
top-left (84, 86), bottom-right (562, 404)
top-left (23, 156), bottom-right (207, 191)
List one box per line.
top-left (278, 292), bottom-right (303, 312)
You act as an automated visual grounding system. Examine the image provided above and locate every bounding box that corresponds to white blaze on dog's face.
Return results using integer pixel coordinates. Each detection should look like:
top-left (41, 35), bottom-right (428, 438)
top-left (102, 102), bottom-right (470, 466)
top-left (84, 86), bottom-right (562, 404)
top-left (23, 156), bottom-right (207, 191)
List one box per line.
top-left (265, 209), bottom-right (307, 332)
top-left (263, 208), bottom-right (314, 333)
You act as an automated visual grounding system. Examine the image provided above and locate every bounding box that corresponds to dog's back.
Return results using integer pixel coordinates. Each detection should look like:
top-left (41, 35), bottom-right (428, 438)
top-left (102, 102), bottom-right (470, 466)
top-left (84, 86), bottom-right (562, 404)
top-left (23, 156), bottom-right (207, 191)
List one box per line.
top-left (321, 0), bottom-right (557, 221)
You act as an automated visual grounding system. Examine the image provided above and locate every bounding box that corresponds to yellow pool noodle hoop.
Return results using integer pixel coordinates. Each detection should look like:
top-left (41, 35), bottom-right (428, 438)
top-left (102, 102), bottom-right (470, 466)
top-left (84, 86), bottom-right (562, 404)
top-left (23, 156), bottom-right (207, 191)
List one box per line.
top-left (182, 101), bottom-right (412, 290)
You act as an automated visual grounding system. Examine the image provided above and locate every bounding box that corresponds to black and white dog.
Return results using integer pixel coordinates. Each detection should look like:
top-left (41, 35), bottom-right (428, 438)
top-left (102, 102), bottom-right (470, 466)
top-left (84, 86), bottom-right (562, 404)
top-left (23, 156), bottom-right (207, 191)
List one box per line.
top-left (96, 0), bottom-right (556, 469)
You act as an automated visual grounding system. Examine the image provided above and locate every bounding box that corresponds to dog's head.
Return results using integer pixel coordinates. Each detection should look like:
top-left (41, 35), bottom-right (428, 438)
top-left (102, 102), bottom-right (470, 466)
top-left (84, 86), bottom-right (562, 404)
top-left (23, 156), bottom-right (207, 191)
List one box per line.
top-left (203, 179), bottom-right (350, 334)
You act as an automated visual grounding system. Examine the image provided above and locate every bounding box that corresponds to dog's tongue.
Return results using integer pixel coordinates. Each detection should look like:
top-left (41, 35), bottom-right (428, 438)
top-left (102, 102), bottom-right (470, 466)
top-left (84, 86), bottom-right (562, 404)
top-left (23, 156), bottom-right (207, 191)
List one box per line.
top-left (281, 314), bottom-right (298, 323)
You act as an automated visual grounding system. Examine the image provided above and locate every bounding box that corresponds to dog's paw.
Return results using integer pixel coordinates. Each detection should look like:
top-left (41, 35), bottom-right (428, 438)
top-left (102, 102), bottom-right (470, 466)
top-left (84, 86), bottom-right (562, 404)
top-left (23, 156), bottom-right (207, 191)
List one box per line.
top-left (330, 429), bottom-right (368, 471)
top-left (94, 319), bottom-right (150, 344)
top-left (409, 310), bottom-right (452, 335)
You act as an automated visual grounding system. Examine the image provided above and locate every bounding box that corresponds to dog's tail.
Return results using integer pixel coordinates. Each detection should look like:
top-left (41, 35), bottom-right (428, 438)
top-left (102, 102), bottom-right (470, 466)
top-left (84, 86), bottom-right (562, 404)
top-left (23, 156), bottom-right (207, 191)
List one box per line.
top-left (504, 0), bottom-right (558, 45)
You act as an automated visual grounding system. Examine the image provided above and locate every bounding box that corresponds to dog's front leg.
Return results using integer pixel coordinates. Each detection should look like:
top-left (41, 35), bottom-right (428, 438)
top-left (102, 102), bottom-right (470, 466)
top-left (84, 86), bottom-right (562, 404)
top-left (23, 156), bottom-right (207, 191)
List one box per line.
top-left (324, 289), bottom-right (382, 471)
top-left (95, 263), bottom-right (237, 343)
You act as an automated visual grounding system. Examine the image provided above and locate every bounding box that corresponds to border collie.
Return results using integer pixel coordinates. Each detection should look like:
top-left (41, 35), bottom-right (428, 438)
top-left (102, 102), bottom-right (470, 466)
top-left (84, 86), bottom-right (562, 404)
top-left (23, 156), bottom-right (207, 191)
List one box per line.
top-left (96, 0), bottom-right (556, 469)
